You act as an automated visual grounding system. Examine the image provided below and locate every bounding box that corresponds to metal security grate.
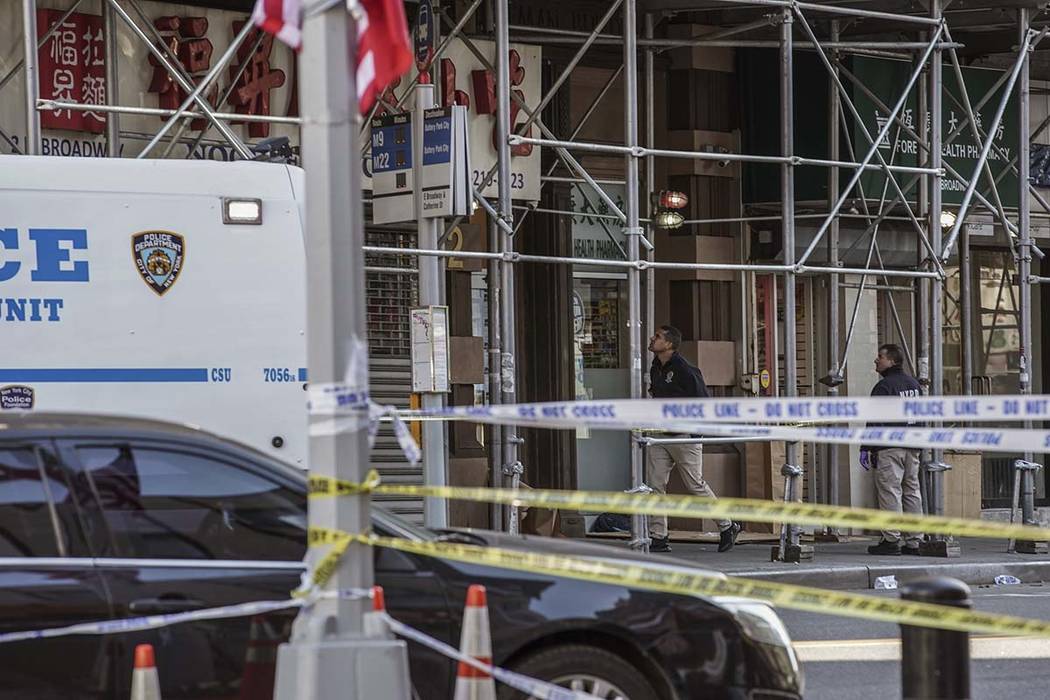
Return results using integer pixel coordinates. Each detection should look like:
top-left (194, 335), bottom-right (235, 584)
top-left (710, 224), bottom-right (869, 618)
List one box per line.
top-left (365, 229), bottom-right (418, 357)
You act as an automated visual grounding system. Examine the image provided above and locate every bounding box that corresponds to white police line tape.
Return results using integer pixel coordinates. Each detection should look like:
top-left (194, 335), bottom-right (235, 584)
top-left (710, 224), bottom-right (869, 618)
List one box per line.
top-left (393, 408), bottom-right (1050, 455)
top-left (308, 381), bottom-right (421, 464)
top-left (0, 598), bottom-right (303, 645)
top-left (0, 586), bottom-right (584, 700)
top-left (379, 397), bottom-right (1050, 455)
top-left (0, 587), bottom-right (378, 646)
top-left (662, 421), bottom-right (1050, 454)
top-left (428, 394), bottom-right (1050, 427)
top-left (381, 613), bottom-right (595, 700)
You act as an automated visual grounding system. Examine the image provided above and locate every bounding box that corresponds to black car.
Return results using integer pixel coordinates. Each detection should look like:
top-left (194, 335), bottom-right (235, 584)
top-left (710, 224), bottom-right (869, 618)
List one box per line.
top-left (0, 413), bottom-right (803, 699)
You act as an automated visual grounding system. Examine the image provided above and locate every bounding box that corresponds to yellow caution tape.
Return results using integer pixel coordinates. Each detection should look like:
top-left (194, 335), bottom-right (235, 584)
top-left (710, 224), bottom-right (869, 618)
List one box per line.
top-left (301, 528), bottom-right (1050, 638)
top-left (299, 527), bottom-right (354, 592)
top-left (308, 471), bottom-right (1050, 542)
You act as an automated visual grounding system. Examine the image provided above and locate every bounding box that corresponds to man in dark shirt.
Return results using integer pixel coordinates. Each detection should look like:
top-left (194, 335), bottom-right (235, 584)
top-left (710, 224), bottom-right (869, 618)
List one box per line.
top-left (646, 325), bottom-right (740, 553)
top-left (862, 343), bottom-right (924, 556)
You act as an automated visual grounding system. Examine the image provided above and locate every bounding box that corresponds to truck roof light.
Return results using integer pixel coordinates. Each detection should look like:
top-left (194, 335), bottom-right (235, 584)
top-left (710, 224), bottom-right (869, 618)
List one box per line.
top-left (223, 198), bottom-right (263, 225)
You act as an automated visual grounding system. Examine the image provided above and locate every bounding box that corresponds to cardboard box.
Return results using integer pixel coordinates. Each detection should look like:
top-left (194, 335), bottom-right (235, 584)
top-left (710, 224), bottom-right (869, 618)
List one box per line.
top-left (449, 336), bottom-right (484, 385)
top-left (944, 450), bottom-right (981, 520)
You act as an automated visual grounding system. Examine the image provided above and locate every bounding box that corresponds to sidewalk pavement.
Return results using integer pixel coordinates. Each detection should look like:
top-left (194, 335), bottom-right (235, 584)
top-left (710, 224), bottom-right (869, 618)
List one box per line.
top-left (593, 532), bottom-right (1050, 590)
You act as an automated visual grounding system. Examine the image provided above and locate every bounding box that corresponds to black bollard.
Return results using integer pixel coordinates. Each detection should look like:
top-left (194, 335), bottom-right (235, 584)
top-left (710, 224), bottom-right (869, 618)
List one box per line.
top-left (899, 577), bottom-right (971, 700)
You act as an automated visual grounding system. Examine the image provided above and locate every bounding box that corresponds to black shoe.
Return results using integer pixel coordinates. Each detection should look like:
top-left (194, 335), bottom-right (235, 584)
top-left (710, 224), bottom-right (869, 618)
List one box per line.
top-left (902, 545), bottom-right (921, 556)
top-left (650, 537), bottom-right (671, 553)
top-left (867, 540), bottom-right (902, 555)
top-left (718, 522), bottom-right (742, 553)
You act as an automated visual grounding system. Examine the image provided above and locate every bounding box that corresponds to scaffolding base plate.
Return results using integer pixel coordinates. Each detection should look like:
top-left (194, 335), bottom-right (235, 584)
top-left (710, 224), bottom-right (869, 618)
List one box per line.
top-left (1015, 540), bottom-right (1050, 555)
top-left (813, 532), bottom-right (850, 543)
top-left (770, 544), bottom-right (814, 563)
top-left (919, 540), bottom-right (962, 558)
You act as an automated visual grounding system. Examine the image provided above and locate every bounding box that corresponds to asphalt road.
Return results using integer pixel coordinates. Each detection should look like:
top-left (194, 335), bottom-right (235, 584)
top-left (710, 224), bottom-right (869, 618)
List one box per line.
top-left (783, 583), bottom-right (1050, 699)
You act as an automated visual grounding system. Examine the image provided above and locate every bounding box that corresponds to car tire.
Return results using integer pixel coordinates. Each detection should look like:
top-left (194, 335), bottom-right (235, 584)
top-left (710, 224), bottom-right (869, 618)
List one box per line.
top-left (498, 643), bottom-right (660, 700)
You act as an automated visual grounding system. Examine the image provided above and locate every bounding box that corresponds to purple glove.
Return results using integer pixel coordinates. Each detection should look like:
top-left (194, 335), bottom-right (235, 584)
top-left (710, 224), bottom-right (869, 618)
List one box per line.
top-left (860, 449), bottom-right (872, 471)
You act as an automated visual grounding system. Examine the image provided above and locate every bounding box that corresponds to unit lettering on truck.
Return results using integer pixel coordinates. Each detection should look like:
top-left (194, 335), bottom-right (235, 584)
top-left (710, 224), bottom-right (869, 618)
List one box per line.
top-left (0, 156), bottom-right (310, 466)
top-left (0, 227), bottom-right (89, 322)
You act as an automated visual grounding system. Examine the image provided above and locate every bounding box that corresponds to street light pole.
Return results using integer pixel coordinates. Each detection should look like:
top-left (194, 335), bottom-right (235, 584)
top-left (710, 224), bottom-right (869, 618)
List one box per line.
top-left (273, 3), bottom-right (411, 697)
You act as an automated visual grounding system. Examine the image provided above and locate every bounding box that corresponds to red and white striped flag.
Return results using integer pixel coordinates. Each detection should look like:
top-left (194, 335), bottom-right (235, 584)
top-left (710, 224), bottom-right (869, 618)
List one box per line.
top-left (353, 0), bottom-right (413, 115)
top-left (251, 0), bottom-right (412, 114)
top-left (251, 0), bottom-right (302, 50)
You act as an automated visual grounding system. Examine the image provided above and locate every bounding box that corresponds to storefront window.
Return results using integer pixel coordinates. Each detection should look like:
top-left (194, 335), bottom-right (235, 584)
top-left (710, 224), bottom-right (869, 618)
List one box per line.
top-left (572, 277), bottom-right (625, 369)
top-left (975, 249), bottom-right (1021, 396)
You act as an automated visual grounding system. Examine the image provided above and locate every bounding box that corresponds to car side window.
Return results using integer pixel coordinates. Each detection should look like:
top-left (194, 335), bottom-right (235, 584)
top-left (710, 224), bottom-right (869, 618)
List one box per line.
top-left (0, 446), bottom-right (68, 557)
top-left (75, 444), bottom-right (306, 561)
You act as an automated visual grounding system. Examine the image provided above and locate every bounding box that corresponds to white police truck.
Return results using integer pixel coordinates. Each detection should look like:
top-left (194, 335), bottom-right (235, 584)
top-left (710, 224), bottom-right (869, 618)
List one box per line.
top-left (0, 155), bottom-right (309, 465)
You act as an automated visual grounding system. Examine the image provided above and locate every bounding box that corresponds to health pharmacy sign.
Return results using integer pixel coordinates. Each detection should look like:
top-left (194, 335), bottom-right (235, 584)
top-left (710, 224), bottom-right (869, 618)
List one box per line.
top-left (851, 56), bottom-right (1019, 208)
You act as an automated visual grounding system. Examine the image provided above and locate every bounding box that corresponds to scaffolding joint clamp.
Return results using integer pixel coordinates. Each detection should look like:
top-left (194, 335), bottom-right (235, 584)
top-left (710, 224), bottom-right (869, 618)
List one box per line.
top-left (635, 260), bottom-right (650, 271)
top-left (630, 146), bottom-right (646, 158)
top-left (1014, 459), bottom-right (1043, 473)
top-left (502, 460), bottom-right (525, 477)
top-left (780, 463), bottom-right (804, 478)
top-left (501, 251), bottom-right (520, 263)
top-left (922, 460), bottom-right (952, 473)
top-left (623, 226), bottom-right (645, 236)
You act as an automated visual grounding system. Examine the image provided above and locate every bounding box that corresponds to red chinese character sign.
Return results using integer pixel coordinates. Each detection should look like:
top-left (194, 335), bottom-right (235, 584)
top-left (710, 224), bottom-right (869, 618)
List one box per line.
top-left (228, 21), bottom-right (285, 138)
top-left (37, 9), bottom-right (106, 134)
top-left (146, 16), bottom-right (216, 132)
top-left (437, 38), bottom-right (540, 201)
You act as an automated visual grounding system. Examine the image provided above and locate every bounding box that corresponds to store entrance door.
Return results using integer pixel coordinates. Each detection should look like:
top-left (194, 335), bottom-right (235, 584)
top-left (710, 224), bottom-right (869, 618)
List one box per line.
top-left (572, 273), bottom-right (630, 496)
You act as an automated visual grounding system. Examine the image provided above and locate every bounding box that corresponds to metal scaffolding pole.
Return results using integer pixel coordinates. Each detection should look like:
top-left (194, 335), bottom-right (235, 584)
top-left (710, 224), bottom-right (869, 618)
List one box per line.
top-left (272, 1), bottom-right (410, 696)
top-left (103, 0), bottom-right (119, 157)
top-left (644, 13), bottom-right (656, 387)
top-left (922, 0), bottom-right (957, 558)
top-left (1015, 7), bottom-right (1047, 555)
top-left (361, 245), bottom-right (941, 278)
top-left (137, 19), bottom-right (255, 159)
top-left (624, 0), bottom-right (648, 552)
top-left (776, 7), bottom-right (807, 563)
top-left (22, 0), bottom-right (40, 155)
top-left (103, 0), bottom-right (253, 160)
top-left (487, 215), bottom-right (504, 531)
top-left (942, 27), bottom-right (1042, 261)
top-left (495, 0), bottom-right (521, 534)
top-left (826, 19), bottom-right (841, 513)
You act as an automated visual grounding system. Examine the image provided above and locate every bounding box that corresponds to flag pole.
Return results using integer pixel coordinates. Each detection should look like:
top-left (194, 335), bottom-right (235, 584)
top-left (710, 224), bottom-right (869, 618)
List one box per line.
top-left (273, 0), bottom-right (412, 695)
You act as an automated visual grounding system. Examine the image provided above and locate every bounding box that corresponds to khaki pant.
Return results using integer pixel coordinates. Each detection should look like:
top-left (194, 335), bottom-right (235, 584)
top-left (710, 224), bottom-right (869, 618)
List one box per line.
top-left (646, 442), bottom-right (731, 539)
top-left (874, 447), bottom-right (923, 547)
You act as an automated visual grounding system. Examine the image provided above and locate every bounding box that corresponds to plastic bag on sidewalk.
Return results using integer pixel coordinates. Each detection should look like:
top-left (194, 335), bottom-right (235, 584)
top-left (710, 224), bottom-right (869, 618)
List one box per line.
top-left (874, 575), bottom-right (898, 590)
top-left (590, 513), bottom-right (632, 533)
top-left (994, 575), bottom-right (1022, 586)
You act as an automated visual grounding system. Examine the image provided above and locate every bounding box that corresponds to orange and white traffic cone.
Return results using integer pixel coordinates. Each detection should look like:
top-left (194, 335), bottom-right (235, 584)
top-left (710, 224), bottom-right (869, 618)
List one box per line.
top-left (237, 616), bottom-right (280, 700)
top-left (453, 584), bottom-right (496, 700)
top-left (364, 585), bottom-right (394, 639)
top-left (130, 644), bottom-right (162, 700)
